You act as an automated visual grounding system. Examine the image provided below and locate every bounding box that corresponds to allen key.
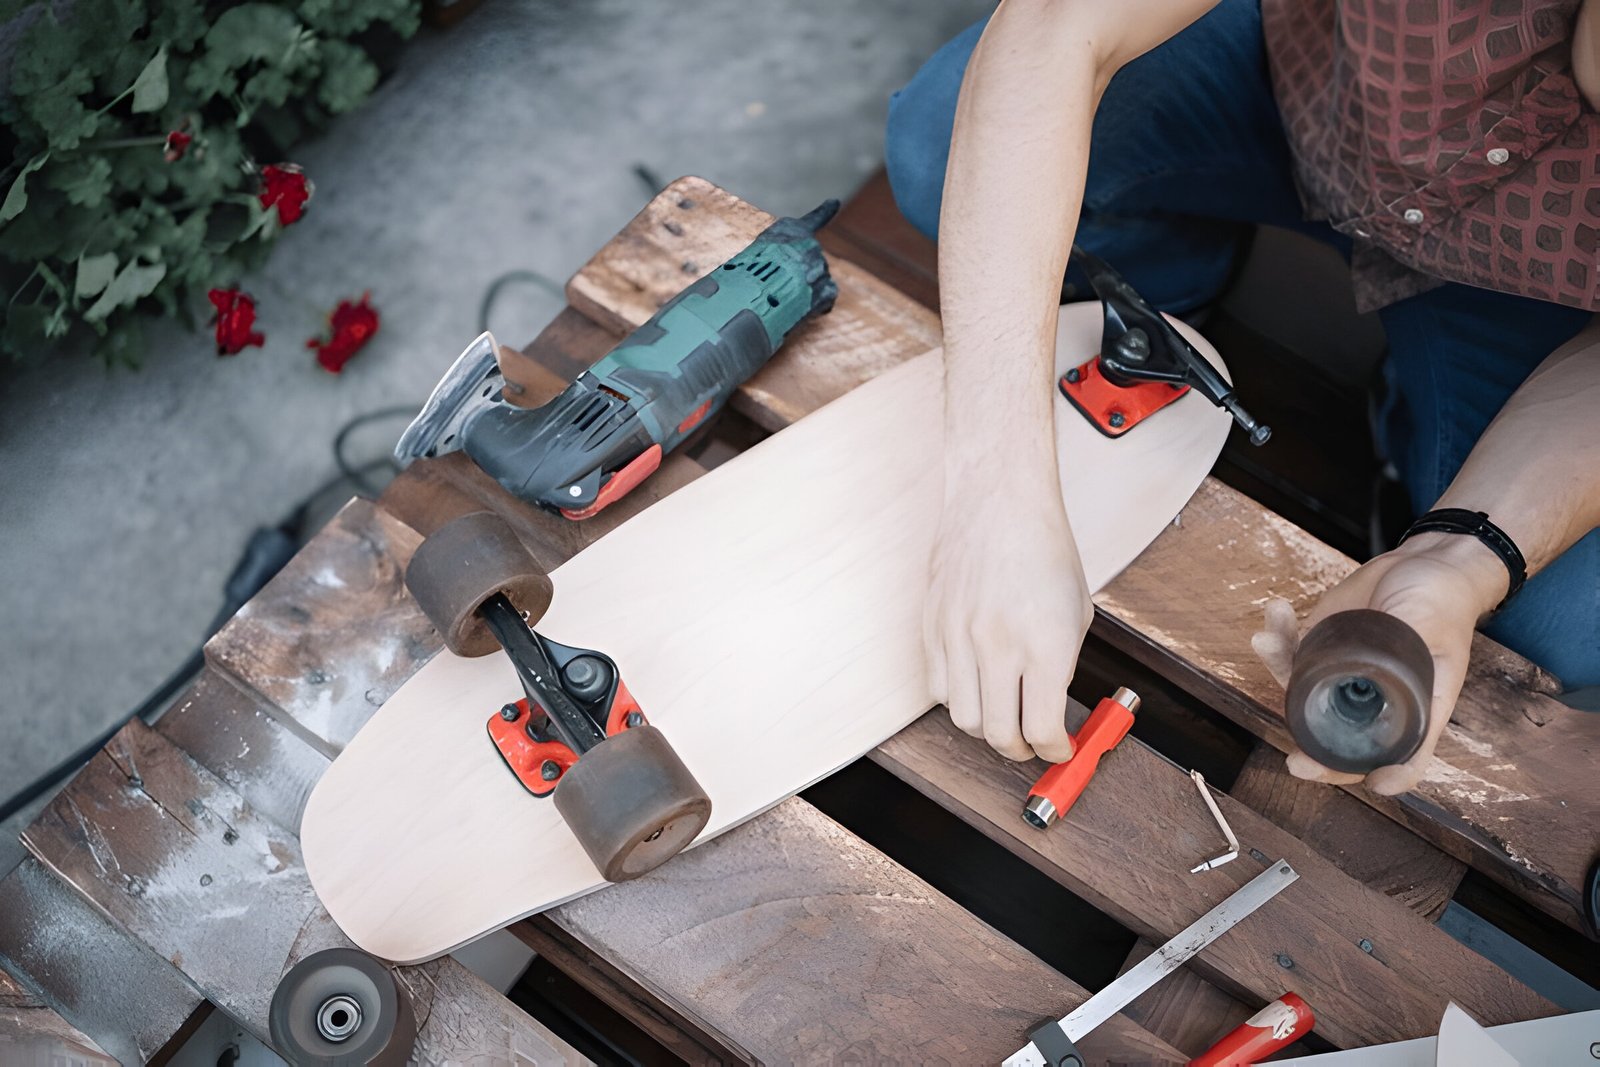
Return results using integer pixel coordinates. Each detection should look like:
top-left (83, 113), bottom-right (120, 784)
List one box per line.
top-left (1189, 769), bottom-right (1240, 873)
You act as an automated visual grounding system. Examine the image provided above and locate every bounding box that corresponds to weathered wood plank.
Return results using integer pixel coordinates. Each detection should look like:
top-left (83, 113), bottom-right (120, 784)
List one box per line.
top-left (0, 965), bottom-right (118, 1064)
top-left (0, 857), bottom-right (204, 1065)
top-left (575, 176), bottom-right (1598, 934)
top-left (157, 669), bottom-right (330, 833)
top-left (20, 721), bottom-right (584, 1064)
top-left (203, 499), bottom-right (434, 758)
top-left (549, 797), bottom-right (1184, 1065)
top-left (1231, 742), bottom-right (1465, 921)
top-left (870, 707), bottom-right (1555, 1050)
top-left (514, 917), bottom-right (756, 1065)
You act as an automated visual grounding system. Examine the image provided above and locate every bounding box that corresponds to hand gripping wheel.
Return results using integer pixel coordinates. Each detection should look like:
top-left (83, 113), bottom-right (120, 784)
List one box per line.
top-left (1284, 610), bottom-right (1432, 774)
top-left (405, 511), bottom-right (711, 881)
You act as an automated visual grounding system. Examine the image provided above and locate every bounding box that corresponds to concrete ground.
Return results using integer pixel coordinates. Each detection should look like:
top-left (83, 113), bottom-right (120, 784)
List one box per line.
top-left (0, 0), bottom-right (991, 870)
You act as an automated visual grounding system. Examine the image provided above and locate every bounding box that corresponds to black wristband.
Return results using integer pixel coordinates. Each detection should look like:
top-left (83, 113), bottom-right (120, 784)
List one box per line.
top-left (1397, 508), bottom-right (1527, 609)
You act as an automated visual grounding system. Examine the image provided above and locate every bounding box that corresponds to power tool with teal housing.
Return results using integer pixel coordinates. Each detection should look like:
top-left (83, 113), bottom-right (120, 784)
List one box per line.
top-left (396, 200), bottom-right (840, 519)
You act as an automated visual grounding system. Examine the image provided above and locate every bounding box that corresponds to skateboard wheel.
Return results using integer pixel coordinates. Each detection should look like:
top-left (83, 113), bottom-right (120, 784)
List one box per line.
top-left (406, 511), bottom-right (553, 657)
top-left (268, 948), bottom-right (416, 1066)
top-left (1284, 609), bottom-right (1432, 774)
top-left (554, 724), bottom-right (712, 882)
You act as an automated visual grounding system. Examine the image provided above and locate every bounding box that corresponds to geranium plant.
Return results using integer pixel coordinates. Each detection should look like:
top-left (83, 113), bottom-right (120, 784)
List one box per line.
top-left (0, 0), bottom-right (420, 366)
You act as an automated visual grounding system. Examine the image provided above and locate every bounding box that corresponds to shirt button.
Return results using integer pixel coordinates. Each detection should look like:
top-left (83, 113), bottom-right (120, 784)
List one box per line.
top-left (1403, 208), bottom-right (1424, 224)
top-left (1486, 147), bottom-right (1510, 165)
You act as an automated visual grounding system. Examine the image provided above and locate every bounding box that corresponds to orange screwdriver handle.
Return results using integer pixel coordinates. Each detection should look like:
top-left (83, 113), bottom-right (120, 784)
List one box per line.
top-left (1189, 993), bottom-right (1314, 1066)
top-left (1023, 688), bottom-right (1139, 829)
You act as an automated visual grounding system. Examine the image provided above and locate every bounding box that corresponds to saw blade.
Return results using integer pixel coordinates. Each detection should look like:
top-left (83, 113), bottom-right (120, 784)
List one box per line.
top-left (395, 331), bottom-right (504, 465)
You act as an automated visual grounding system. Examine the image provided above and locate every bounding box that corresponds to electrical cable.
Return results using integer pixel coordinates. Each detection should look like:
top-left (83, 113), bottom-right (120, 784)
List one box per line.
top-left (1, 264), bottom-right (562, 824)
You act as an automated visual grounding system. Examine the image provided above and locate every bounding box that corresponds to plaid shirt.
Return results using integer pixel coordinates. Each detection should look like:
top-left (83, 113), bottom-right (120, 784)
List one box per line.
top-left (1263, 0), bottom-right (1598, 312)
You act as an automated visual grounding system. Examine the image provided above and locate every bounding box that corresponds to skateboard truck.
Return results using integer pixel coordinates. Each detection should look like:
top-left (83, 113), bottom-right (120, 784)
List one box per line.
top-left (482, 602), bottom-right (643, 798)
top-left (1061, 246), bottom-right (1271, 445)
top-left (405, 510), bottom-right (711, 883)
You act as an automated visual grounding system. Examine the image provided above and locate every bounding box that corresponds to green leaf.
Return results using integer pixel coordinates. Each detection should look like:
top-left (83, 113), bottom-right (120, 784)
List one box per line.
top-left (1, 153), bottom-right (50, 223)
top-left (317, 40), bottom-right (378, 114)
top-left (50, 155), bottom-right (114, 208)
top-left (83, 258), bottom-right (166, 322)
top-left (75, 252), bottom-right (119, 298)
top-left (131, 47), bottom-right (169, 113)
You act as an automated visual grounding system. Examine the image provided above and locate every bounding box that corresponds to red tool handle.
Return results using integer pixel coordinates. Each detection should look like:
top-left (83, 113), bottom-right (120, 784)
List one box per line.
top-left (1024, 688), bottom-right (1138, 827)
top-left (1189, 993), bottom-right (1313, 1066)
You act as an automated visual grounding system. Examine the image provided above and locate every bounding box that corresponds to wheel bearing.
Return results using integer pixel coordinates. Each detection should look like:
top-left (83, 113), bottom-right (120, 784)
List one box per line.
top-left (269, 948), bottom-right (416, 1065)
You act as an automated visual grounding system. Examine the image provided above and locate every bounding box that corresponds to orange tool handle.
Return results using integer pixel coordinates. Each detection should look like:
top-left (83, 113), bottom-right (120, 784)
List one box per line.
top-left (1024, 688), bottom-right (1138, 828)
top-left (1189, 993), bottom-right (1313, 1066)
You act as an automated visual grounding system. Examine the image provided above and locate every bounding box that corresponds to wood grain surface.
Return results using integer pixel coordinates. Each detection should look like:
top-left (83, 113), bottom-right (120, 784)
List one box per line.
top-left (871, 707), bottom-right (1554, 1049)
top-left (548, 796), bottom-right (1184, 1065)
top-left (576, 177), bottom-right (1599, 934)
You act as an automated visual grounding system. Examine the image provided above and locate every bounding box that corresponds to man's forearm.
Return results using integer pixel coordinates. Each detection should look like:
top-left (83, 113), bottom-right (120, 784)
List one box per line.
top-left (1413, 318), bottom-right (1600, 610)
top-left (935, 0), bottom-right (1220, 499)
top-left (937, 4), bottom-right (1101, 495)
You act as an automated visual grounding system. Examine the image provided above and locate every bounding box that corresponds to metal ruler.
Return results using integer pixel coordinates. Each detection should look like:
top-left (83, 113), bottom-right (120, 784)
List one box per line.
top-left (1004, 859), bottom-right (1300, 1066)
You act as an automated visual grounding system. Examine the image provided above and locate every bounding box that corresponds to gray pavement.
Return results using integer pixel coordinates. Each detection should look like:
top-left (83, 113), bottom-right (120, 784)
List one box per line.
top-left (0, 0), bottom-right (990, 869)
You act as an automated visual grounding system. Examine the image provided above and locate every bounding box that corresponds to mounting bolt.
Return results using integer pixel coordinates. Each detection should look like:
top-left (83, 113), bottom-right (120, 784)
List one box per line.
top-left (1108, 411), bottom-right (1126, 429)
top-left (1275, 954), bottom-right (1294, 970)
top-left (1358, 938), bottom-right (1374, 953)
top-left (1115, 328), bottom-right (1150, 365)
top-left (540, 760), bottom-right (561, 781)
top-left (568, 485), bottom-right (582, 498)
top-left (223, 828), bottom-right (239, 845)
top-left (1065, 367), bottom-right (1081, 384)
top-left (500, 704), bottom-right (520, 722)
top-left (626, 711), bottom-right (644, 728)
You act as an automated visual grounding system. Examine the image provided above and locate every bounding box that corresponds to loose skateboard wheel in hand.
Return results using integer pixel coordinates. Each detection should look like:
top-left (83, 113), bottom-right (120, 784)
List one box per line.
top-left (406, 511), bottom-right (554, 657)
top-left (1285, 609), bottom-right (1432, 774)
top-left (269, 948), bottom-right (416, 1065)
top-left (554, 724), bottom-right (712, 882)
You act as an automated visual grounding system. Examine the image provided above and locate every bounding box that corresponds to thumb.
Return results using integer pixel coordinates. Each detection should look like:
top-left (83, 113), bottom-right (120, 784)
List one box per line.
top-left (1252, 597), bottom-right (1300, 689)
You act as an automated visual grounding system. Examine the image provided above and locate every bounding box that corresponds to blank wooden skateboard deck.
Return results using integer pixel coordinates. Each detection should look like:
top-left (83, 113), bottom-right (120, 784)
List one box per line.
top-left (301, 302), bottom-right (1232, 964)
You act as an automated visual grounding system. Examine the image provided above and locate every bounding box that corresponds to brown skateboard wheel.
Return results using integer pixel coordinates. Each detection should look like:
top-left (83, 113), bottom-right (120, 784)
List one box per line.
top-left (553, 724), bottom-right (712, 882)
top-left (1285, 609), bottom-right (1432, 774)
top-left (268, 948), bottom-right (416, 1065)
top-left (406, 511), bottom-right (553, 657)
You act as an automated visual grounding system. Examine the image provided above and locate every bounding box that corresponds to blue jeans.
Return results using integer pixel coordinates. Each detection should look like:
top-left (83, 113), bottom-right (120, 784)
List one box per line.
top-left (885, 1), bottom-right (1597, 687)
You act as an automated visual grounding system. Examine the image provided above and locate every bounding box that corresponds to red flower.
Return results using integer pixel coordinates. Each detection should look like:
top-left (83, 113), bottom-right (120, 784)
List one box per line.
top-left (163, 130), bottom-right (192, 163)
top-left (208, 288), bottom-right (265, 356)
top-left (307, 293), bottom-right (379, 374)
top-left (259, 164), bottom-right (311, 225)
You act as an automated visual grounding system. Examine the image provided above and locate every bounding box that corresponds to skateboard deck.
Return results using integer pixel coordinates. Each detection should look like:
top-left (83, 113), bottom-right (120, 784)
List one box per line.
top-left (301, 302), bottom-right (1232, 964)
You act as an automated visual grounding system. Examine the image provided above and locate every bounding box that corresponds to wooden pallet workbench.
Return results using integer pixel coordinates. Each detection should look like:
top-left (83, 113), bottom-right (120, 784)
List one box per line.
top-left (1, 177), bottom-right (1590, 1063)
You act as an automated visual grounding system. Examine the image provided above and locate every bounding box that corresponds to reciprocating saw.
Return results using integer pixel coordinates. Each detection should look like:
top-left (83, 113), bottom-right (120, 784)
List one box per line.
top-left (395, 200), bottom-right (840, 519)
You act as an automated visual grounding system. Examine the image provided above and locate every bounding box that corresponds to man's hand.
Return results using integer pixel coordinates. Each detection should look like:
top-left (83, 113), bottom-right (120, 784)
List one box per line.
top-left (925, 485), bottom-right (1091, 763)
top-left (1252, 532), bottom-right (1507, 794)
